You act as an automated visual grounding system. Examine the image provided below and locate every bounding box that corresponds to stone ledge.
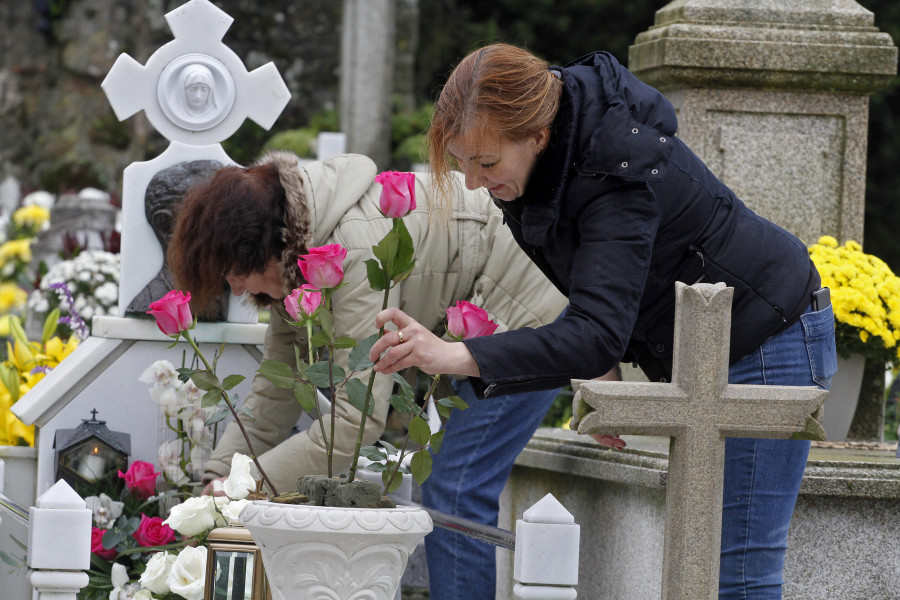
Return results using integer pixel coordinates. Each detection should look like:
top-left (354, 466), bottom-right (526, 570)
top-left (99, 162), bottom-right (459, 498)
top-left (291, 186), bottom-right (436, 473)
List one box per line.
top-left (521, 428), bottom-right (900, 498)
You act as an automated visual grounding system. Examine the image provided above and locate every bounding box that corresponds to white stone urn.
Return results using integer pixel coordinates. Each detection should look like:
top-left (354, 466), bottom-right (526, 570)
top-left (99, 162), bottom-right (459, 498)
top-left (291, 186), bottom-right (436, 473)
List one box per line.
top-left (823, 353), bottom-right (866, 441)
top-left (240, 501), bottom-right (432, 600)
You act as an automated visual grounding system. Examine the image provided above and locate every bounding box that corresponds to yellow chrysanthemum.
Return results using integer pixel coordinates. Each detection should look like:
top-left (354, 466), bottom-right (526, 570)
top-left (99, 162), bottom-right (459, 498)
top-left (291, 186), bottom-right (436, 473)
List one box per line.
top-left (0, 238), bottom-right (33, 265)
top-left (12, 205), bottom-right (50, 229)
top-left (809, 235), bottom-right (900, 363)
top-left (0, 283), bottom-right (27, 313)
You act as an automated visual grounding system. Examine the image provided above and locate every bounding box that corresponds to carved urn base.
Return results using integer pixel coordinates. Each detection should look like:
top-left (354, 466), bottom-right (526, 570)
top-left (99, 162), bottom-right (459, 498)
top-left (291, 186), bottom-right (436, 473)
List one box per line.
top-left (240, 501), bottom-right (432, 600)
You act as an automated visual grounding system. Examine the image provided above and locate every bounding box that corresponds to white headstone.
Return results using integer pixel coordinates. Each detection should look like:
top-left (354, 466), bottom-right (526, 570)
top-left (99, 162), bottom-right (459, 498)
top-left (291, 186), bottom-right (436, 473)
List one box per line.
top-left (101, 0), bottom-right (290, 322)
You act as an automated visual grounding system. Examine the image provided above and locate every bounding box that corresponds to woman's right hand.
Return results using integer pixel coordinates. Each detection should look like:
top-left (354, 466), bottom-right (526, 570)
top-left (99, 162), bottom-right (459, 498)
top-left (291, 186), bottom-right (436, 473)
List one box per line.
top-left (370, 307), bottom-right (481, 377)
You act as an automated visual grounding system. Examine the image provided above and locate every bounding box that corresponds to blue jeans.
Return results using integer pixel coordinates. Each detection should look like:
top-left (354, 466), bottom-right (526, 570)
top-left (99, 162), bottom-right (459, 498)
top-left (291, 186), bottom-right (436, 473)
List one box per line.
top-left (720, 303), bottom-right (836, 599)
top-left (421, 379), bottom-right (559, 600)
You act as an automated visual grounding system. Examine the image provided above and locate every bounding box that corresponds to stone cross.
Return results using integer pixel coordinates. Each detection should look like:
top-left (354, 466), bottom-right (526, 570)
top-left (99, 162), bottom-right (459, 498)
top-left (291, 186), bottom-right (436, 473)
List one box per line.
top-left (571, 282), bottom-right (826, 600)
top-left (100, 0), bottom-right (290, 322)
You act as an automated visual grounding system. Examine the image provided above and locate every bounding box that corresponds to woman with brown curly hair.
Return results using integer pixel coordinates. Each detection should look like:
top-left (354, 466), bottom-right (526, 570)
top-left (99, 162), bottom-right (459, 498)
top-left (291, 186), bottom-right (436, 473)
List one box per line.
top-left (167, 151), bottom-right (570, 594)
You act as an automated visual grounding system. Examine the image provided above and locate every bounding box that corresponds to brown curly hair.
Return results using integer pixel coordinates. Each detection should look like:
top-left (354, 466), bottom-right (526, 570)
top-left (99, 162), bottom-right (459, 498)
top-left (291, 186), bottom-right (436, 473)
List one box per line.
top-left (167, 162), bottom-right (287, 315)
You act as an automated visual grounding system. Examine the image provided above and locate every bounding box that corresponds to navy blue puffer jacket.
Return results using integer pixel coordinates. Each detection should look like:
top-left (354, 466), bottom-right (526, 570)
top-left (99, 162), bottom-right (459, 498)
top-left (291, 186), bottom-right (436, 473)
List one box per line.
top-left (463, 52), bottom-right (820, 396)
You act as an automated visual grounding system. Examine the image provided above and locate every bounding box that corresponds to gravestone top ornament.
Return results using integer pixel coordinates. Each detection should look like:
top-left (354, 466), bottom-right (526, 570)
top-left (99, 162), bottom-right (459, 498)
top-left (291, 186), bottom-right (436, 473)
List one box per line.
top-left (101, 0), bottom-right (289, 146)
top-left (100, 0), bottom-right (291, 321)
top-left (571, 282), bottom-right (827, 600)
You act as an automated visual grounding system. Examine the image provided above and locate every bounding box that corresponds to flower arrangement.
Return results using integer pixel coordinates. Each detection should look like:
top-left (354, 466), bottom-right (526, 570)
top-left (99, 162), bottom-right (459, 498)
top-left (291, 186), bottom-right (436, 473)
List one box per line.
top-left (808, 235), bottom-right (900, 366)
top-left (0, 191), bottom-right (53, 320)
top-left (0, 310), bottom-right (80, 446)
top-left (27, 249), bottom-right (120, 335)
top-left (81, 454), bottom-right (259, 600)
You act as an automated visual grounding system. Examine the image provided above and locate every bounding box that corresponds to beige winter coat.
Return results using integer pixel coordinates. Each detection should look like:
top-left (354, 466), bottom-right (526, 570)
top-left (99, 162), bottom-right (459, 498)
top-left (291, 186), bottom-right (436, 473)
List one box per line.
top-left (202, 152), bottom-right (567, 493)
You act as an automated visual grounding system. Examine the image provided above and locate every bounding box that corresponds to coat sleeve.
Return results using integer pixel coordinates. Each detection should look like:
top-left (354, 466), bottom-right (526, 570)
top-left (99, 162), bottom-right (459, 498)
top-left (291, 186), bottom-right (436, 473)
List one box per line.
top-left (464, 181), bottom-right (661, 397)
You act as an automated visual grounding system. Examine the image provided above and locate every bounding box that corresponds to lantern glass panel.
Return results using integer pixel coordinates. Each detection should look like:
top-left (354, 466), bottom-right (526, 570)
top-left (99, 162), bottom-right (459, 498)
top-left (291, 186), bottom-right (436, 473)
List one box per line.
top-left (211, 549), bottom-right (256, 600)
top-left (60, 439), bottom-right (125, 482)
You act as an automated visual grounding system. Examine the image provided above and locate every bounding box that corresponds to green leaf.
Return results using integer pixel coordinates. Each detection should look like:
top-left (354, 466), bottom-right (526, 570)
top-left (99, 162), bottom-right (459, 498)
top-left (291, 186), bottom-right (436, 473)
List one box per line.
top-left (240, 406), bottom-right (254, 419)
top-left (319, 309), bottom-right (335, 339)
top-left (293, 381), bottom-right (319, 414)
top-left (200, 389), bottom-right (221, 408)
top-left (362, 461), bottom-right (388, 472)
top-left (388, 393), bottom-right (417, 413)
top-left (379, 439), bottom-right (399, 457)
top-left (429, 429), bottom-right (445, 454)
top-left (257, 360), bottom-right (296, 389)
top-left (410, 449), bottom-right (433, 485)
top-left (190, 370), bottom-right (221, 391)
top-left (310, 332), bottom-right (331, 348)
top-left (393, 372), bottom-right (416, 402)
top-left (382, 467), bottom-right (404, 494)
top-left (332, 337), bottom-right (358, 350)
top-left (102, 529), bottom-right (124, 549)
top-left (205, 408), bottom-right (229, 426)
top-left (359, 446), bottom-right (388, 462)
top-left (346, 378), bottom-right (374, 416)
top-left (393, 218), bottom-right (416, 274)
top-left (436, 402), bottom-right (451, 419)
top-left (41, 307), bottom-right (60, 344)
top-left (365, 258), bottom-right (388, 291)
top-left (373, 231), bottom-right (400, 269)
top-left (305, 361), bottom-right (346, 388)
top-left (438, 395), bottom-right (469, 410)
top-left (176, 367), bottom-right (196, 383)
top-left (221, 374), bottom-right (246, 391)
top-left (348, 333), bottom-right (378, 371)
top-left (408, 415), bottom-right (431, 446)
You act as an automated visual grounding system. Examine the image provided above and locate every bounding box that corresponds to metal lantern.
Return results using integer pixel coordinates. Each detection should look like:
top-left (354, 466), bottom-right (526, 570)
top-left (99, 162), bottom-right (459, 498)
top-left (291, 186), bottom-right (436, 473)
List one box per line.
top-left (205, 525), bottom-right (271, 600)
top-left (53, 409), bottom-right (131, 494)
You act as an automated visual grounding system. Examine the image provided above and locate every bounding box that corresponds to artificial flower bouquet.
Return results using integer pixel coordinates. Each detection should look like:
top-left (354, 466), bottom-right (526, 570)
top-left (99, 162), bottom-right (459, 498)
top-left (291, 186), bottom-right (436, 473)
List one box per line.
top-left (83, 454), bottom-right (260, 600)
top-left (808, 235), bottom-right (900, 367)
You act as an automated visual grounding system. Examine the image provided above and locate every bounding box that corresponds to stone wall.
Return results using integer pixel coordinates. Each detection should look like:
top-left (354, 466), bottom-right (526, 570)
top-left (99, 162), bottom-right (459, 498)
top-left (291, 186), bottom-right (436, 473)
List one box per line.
top-left (0, 0), bottom-right (342, 195)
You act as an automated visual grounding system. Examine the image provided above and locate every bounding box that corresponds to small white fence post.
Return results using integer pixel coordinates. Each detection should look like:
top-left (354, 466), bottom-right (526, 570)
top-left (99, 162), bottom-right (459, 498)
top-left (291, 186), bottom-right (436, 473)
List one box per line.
top-left (513, 493), bottom-right (580, 600)
top-left (27, 480), bottom-right (92, 600)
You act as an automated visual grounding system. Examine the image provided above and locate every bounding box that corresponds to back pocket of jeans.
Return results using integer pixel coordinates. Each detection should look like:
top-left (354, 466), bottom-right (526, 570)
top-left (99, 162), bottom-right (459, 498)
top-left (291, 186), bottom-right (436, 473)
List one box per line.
top-left (801, 305), bottom-right (838, 389)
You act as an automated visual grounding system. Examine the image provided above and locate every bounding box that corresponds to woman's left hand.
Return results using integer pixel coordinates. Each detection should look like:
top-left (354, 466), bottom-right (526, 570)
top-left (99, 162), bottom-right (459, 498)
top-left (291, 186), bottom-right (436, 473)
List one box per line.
top-left (370, 307), bottom-right (480, 377)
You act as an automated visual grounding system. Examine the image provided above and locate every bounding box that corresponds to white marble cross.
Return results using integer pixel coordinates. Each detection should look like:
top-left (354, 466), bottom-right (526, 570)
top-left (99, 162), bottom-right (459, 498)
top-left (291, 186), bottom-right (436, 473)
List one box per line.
top-left (100, 0), bottom-right (291, 322)
top-left (571, 282), bottom-right (826, 600)
top-left (101, 0), bottom-right (289, 147)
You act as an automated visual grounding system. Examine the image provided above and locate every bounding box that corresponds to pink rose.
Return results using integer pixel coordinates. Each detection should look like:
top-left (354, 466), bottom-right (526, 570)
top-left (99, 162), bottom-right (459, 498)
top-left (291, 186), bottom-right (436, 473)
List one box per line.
top-left (91, 527), bottom-right (118, 561)
top-left (118, 460), bottom-right (158, 500)
top-left (147, 290), bottom-right (193, 336)
top-left (133, 513), bottom-right (176, 547)
top-left (284, 284), bottom-right (323, 321)
top-left (297, 244), bottom-right (347, 290)
top-left (375, 171), bottom-right (416, 218)
top-left (446, 301), bottom-right (499, 340)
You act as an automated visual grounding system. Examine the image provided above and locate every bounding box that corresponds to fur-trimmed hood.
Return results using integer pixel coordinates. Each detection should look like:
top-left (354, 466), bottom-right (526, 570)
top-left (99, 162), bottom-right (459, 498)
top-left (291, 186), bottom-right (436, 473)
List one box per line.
top-left (248, 151), bottom-right (378, 304)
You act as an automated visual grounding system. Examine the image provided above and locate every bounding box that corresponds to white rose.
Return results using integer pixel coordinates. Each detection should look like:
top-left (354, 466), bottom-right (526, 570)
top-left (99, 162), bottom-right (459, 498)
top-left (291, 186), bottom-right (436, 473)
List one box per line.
top-left (133, 591), bottom-right (153, 600)
top-left (223, 453), bottom-right (258, 500)
top-left (221, 498), bottom-right (251, 525)
top-left (167, 546), bottom-right (207, 600)
top-left (23, 190), bottom-right (55, 210)
top-left (140, 551), bottom-right (177, 595)
top-left (162, 495), bottom-right (225, 537)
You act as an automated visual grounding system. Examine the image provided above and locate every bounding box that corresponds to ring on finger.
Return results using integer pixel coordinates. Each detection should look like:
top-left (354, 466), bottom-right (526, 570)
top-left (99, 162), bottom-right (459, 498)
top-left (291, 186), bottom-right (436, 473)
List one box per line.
top-left (397, 330), bottom-right (405, 343)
